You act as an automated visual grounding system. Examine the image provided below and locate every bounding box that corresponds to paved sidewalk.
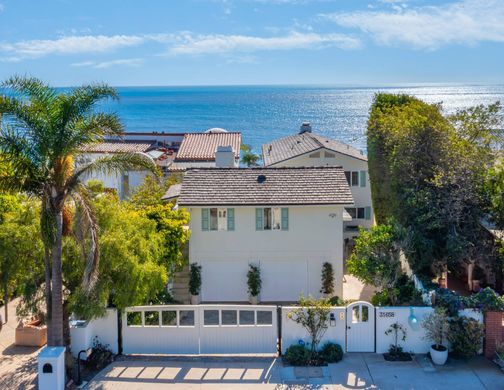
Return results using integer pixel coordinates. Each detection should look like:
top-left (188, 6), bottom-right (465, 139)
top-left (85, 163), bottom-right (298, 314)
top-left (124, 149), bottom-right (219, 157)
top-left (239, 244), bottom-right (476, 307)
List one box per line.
top-left (87, 353), bottom-right (504, 389)
top-left (0, 298), bottom-right (41, 390)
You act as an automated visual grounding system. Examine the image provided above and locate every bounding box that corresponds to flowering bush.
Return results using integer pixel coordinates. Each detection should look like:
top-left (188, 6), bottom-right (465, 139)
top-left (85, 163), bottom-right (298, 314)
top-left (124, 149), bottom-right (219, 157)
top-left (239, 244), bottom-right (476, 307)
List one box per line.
top-left (448, 317), bottom-right (485, 358)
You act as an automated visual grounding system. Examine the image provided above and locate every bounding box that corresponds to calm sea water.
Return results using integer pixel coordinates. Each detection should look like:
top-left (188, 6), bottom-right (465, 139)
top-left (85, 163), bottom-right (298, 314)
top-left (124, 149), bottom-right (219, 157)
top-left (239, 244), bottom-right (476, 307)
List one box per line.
top-left (102, 85), bottom-right (504, 153)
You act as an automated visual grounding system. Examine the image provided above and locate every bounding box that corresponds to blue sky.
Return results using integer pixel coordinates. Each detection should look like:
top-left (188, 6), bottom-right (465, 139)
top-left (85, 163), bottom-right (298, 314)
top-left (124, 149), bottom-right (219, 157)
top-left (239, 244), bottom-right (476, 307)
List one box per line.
top-left (0, 0), bottom-right (503, 86)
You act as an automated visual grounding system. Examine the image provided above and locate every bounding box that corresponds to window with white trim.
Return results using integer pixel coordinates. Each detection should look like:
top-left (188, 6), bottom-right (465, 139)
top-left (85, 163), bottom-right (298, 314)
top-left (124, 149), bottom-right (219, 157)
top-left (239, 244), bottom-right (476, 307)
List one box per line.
top-left (202, 208), bottom-right (235, 231)
top-left (345, 207), bottom-right (371, 220)
top-left (256, 207), bottom-right (288, 231)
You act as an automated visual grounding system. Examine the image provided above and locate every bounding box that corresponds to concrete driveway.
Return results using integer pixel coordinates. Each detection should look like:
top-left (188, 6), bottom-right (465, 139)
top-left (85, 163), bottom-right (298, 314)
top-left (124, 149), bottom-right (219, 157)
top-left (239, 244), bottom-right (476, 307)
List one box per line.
top-left (87, 353), bottom-right (504, 390)
top-left (0, 299), bottom-right (41, 390)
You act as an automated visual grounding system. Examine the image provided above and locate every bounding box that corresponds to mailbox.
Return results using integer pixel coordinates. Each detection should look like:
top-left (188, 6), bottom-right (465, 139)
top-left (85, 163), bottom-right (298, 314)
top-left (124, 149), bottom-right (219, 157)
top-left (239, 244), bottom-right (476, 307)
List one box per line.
top-left (38, 346), bottom-right (65, 390)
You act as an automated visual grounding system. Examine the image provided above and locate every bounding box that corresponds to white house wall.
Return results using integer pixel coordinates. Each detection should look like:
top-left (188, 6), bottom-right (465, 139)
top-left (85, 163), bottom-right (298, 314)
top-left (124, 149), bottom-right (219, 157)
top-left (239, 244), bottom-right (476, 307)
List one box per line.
top-left (77, 152), bottom-right (149, 199)
top-left (188, 205), bottom-right (345, 302)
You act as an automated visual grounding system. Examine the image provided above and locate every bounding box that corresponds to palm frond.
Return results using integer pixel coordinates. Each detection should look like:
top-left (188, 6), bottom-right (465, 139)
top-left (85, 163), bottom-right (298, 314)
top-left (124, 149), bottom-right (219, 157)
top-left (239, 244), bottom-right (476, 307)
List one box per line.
top-left (62, 84), bottom-right (119, 120)
top-left (66, 152), bottom-right (159, 191)
top-left (2, 75), bottom-right (56, 106)
top-left (0, 126), bottom-right (45, 193)
top-left (59, 113), bottom-right (124, 156)
top-left (71, 184), bottom-right (99, 293)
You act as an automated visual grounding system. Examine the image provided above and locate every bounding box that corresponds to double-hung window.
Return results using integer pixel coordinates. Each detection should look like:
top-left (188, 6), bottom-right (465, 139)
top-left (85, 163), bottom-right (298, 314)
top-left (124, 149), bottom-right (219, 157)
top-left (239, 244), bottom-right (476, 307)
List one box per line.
top-left (202, 208), bottom-right (235, 231)
top-left (256, 207), bottom-right (288, 231)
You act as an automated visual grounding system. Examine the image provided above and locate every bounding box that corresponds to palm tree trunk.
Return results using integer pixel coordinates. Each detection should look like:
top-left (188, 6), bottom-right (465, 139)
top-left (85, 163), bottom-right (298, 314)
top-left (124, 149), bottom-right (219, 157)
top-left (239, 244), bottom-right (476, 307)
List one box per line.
top-left (44, 245), bottom-right (53, 345)
top-left (49, 209), bottom-right (64, 346)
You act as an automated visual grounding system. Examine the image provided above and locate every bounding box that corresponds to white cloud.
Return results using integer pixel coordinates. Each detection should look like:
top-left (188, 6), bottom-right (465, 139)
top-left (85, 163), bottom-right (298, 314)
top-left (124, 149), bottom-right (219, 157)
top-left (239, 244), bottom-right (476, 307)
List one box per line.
top-left (167, 31), bottom-right (360, 55)
top-left (0, 35), bottom-right (144, 59)
top-left (71, 58), bottom-right (143, 69)
top-left (323, 0), bottom-right (504, 50)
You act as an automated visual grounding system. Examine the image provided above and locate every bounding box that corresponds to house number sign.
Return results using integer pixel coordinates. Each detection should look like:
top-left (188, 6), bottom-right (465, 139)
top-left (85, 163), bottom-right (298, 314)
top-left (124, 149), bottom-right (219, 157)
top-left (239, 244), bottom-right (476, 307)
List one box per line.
top-left (379, 312), bottom-right (395, 318)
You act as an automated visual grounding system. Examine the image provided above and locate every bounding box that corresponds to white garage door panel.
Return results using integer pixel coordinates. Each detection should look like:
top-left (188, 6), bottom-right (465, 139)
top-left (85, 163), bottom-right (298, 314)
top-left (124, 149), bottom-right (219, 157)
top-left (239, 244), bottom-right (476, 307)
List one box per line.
top-left (201, 260), bottom-right (248, 302)
top-left (261, 260), bottom-right (308, 301)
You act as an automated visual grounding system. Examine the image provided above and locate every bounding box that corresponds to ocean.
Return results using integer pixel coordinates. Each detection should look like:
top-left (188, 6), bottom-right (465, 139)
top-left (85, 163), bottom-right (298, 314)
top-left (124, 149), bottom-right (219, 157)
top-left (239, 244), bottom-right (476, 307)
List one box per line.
top-left (103, 84), bottom-right (504, 153)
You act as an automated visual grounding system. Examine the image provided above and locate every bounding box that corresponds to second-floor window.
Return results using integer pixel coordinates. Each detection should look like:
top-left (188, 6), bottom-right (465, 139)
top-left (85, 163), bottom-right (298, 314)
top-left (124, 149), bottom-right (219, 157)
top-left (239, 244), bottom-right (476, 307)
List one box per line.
top-left (201, 208), bottom-right (235, 231)
top-left (345, 207), bottom-right (371, 220)
top-left (256, 207), bottom-right (289, 231)
top-left (344, 171), bottom-right (367, 187)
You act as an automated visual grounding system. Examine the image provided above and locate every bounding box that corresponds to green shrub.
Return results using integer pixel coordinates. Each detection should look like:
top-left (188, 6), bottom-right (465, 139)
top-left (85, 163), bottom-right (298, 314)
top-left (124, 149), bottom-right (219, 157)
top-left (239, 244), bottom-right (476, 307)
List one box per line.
top-left (448, 316), bottom-right (485, 358)
top-left (320, 342), bottom-right (343, 363)
top-left (189, 263), bottom-right (202, 296)
top-left (371, 290), bottom-right (390, 306)
top-left (284, 344), bottom-right (310, 366)
top-left (328, 296), bottom-right (344, 306)
top-left (247, 264), bottom-right (262, 297)
top-left (320, 262), bottom-right (335, 296)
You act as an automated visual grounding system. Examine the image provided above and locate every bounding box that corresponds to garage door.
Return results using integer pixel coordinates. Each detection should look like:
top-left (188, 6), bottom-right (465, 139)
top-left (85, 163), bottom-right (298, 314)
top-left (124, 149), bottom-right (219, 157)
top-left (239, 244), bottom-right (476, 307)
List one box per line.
top-left (201, 260), bottom-right (248, 302)
top-left (261, 260), bottom-right (308, 302)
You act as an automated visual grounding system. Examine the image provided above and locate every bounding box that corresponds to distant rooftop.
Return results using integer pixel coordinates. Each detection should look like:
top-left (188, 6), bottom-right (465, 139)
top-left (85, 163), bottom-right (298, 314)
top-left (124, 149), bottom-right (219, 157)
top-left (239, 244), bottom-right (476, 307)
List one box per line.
top-left (177, 167), bottom-right (354, 206)
top-left (81, 140), bottom-right (156, 154)
top-left (176, 130), bottom-right (241, 162)
top-left (262, 131), bottom-right (367, 166)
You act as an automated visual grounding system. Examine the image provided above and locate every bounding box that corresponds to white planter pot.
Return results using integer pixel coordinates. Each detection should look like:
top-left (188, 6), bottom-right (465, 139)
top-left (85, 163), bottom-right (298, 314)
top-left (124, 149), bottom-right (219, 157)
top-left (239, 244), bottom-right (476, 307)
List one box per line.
top-left (190, 294), bottom-right (200, 305)
top-left (430, 345), bottom-right (448, 365)
top-left (249, 295), bottom-right (260, 305)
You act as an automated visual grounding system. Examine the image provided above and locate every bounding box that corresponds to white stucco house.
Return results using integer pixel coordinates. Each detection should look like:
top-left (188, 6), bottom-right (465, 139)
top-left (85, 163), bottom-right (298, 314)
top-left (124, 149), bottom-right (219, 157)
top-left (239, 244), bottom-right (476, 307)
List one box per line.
top-left (176, 167), bottom-right (354, 302)
top-left (262, 123), bottom-right (373, 258)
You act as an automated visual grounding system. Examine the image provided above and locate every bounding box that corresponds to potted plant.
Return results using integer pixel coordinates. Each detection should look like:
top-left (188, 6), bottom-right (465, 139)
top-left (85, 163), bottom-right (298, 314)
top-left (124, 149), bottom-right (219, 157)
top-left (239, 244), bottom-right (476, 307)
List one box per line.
top-left (189, 263), bottom-right (201, 305)
top-left (247, 264), bottom-right (261, 304)
top-left (320, 262), bottom-right (335, 298)
top-left (422, 307), bottom-right (450, 365)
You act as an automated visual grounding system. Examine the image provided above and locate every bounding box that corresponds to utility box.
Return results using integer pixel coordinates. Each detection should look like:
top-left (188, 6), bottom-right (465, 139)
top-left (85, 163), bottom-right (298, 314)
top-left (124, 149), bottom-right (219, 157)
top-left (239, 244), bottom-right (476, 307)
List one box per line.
top-left (38, 346), bottom-right (65, 390)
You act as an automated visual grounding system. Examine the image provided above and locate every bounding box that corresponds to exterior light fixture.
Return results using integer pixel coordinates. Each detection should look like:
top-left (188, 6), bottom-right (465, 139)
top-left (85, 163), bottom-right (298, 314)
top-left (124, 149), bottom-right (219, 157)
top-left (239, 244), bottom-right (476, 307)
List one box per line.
top-left (408, 307), bottom-right (419, 331)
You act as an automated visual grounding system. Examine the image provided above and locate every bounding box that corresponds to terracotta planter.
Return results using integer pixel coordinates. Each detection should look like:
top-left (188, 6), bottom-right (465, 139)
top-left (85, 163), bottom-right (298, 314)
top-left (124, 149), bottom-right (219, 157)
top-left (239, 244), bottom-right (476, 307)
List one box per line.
top-left (249, 295), bottom-right (260, 305)
top-left (190, 294), bottom-right (200, 305)
top-left (430, 345), bottom-right (448, 365)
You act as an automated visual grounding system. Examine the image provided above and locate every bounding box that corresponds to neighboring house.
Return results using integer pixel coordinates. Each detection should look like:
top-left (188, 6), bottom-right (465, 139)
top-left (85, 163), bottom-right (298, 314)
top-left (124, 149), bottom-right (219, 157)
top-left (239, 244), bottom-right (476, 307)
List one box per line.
top-left (261, 123), bottom-right (373, 258)
top-left (78, 128), bottom-right (241, 198)
top-left (78, 139), bottom-right (165, 199)
top-left (168, 128), bottom-right (241, 172)
top-left (176, 167), bottom-right (354, 302)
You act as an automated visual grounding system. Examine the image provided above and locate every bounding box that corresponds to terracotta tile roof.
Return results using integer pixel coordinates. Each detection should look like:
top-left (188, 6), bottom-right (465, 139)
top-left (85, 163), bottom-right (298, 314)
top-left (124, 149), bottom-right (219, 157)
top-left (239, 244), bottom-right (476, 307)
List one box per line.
top-left (175, 132), bottom-right (241, 161)
top-left (81, 140), bottom-right (156, 154)
top-left (177, 167), bottom-right (354, 206)
top-left (262, 132), bottom-right (367, 166)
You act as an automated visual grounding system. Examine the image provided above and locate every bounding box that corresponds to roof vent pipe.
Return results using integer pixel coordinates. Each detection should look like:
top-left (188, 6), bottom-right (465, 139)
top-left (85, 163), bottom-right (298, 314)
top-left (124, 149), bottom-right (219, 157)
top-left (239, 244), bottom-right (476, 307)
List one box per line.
top-left (299, 122), bottom-right (312, 134)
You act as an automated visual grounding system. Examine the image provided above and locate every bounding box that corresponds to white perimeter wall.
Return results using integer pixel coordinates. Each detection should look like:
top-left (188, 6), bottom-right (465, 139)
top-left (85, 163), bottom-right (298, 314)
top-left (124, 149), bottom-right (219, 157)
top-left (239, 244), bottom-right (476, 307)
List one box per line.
top-left (281, 306), bottom-right (347, 354)
top-left (375, 307), bottom-right (483, 354)
top-left (70, 308), bottom-right (118, 357)
top-left (188, 205), bottom-right (345, 301)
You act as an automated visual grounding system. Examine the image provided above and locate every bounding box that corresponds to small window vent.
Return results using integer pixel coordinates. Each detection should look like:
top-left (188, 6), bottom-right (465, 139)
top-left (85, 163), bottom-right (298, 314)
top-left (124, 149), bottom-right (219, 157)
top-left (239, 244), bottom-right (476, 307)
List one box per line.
top-left (257, 175), bottom-right (266, 183)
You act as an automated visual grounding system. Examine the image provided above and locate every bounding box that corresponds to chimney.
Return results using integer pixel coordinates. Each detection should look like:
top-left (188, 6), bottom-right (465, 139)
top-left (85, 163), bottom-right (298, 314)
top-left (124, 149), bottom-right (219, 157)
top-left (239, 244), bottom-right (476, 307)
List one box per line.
top-left (299, 122), bottom-right (312, 134)
top-left (215, 145), bottom-right (235, 168)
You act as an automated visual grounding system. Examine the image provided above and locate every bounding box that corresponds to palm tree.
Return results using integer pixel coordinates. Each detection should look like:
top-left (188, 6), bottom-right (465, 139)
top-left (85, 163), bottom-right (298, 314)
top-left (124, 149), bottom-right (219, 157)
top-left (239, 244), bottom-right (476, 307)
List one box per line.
top-left (240, 144), bottom-right (261, 167)
top-left (0, 76), bottom-right (156, 346)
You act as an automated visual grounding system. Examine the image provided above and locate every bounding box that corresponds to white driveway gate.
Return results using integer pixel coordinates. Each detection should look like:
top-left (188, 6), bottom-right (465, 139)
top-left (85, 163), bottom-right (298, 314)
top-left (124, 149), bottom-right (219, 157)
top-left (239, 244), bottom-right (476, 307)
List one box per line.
top-left (346, 301), bottom-right (375, 352)
top-left (122, 305), bottom-right (278, 355)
